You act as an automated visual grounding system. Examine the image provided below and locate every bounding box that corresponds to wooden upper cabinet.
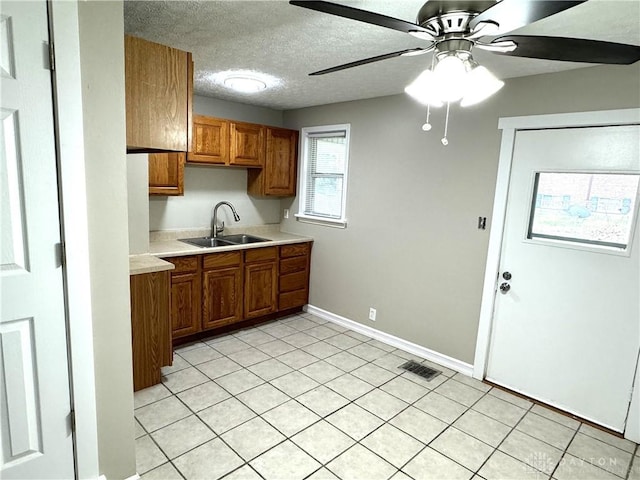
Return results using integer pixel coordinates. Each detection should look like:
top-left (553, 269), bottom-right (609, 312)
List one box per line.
top-left (230, 121), bottom-right (265, 167)
top-left (125, 35), bottom-right (193, 153)
top-left (188, 115), bottom-right (229, 165)
top-left (149, 153), bottom-right (185, 196)
top-left (248, 127), bottom-right (298, 197)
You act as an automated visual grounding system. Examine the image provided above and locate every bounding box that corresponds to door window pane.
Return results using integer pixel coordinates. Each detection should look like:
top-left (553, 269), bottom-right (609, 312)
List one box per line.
top-left (528, 172), bottom-right (640, 249)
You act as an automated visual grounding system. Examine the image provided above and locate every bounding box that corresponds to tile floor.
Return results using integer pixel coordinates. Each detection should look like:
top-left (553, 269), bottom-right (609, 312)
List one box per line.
top-left (135, 312), bottom-right (640, 480)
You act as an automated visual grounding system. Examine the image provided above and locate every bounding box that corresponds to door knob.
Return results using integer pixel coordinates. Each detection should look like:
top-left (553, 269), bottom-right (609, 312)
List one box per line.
top-left (502, 272), bottom-right (512, 280)
top-left (499, 282), bottom-right (511, 293)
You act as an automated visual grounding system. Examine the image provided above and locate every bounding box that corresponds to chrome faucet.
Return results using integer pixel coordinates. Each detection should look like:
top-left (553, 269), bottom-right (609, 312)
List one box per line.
top-left (211, 201), bottom-right (240, 238)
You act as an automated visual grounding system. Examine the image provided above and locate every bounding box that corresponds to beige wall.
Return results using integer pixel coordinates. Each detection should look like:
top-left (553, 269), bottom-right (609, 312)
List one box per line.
top-left (148, 95), bottom-right (285, 232)
top-left (78, 2), bottom-right (136, 478)
top-left (281, 64), bottom-right (640, 365)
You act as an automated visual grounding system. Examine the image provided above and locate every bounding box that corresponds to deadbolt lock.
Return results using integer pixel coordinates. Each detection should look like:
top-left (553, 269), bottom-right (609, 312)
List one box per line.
top-left (499, 282), bottom-right (511, 293)
top-left (502, 271), bottom-right (512, 280)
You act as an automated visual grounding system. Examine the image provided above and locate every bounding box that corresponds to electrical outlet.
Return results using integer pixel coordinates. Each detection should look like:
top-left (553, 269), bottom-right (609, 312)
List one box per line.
top-left (369, 308), bottom-right (377, 321)
top-left (284, 209), bottom-right (290, 219)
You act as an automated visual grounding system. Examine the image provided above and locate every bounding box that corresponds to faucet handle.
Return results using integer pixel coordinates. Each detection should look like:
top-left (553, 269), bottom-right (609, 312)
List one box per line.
top-left (216, 221), bottom-right (225, 235)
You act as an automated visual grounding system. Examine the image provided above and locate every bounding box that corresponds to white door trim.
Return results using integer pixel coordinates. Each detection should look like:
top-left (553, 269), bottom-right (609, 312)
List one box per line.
top-left (473, 108), bottom-right (640, 382)
top-left (49, 2), bottom-right (100, 478)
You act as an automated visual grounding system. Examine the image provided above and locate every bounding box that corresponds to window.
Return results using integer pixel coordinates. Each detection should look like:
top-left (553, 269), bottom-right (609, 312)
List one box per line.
top-left (527, 172), bottom-right (640, 251)
top-left (296, 124), bottom-right (350, 227)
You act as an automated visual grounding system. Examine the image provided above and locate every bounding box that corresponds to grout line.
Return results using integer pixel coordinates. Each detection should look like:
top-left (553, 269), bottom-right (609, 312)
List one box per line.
top-left (136, 314), bottom-right (637, 480)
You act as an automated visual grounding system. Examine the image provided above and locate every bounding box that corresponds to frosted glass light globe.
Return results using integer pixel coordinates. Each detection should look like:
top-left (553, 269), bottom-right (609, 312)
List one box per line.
top-left (434, 55), bottom-right (467, 102)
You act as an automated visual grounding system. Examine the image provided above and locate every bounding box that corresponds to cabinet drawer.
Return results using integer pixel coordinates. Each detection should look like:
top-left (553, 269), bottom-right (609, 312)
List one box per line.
top-left (280, 243), bottom-right (310, 258)
top-left (203, 251), bottom-right (242, 269)
top-left (279, 290), bottom-right (308, 310)
top-left (167, 255), bottom-right (199, 274)
top-left (280, 271), bottom-right (308, 293)
top-left (245, 247), bottom-right (277, 264)
top-left (280, 256), bottom-right (308, 275)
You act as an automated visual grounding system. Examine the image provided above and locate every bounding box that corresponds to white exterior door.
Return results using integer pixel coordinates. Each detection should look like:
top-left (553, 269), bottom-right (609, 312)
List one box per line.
top-left (1, 2), bottom-right (75, 478)
top-left (486, 123), bottom-right (640, 432)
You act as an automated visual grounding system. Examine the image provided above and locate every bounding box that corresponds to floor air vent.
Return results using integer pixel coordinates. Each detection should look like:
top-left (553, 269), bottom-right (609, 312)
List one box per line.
top-left (399, 360), bottom-right (441, 381)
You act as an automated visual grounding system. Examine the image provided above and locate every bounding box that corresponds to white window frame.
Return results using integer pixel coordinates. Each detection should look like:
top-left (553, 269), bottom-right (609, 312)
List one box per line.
top-left (296, 123), bottom-right (350, 228)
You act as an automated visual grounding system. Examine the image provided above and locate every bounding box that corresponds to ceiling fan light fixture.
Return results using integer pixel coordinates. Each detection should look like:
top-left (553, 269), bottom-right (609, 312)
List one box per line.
top-left (460, 65), bottom-right (504, 107)
top-left (404, 69), bottom-right (444, 107)
top-left (433, 54), bottom-right (468, 102)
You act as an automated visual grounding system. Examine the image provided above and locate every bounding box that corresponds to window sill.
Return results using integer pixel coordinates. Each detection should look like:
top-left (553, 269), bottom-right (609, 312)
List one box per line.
top-left (295, 213), bottom-right (347, 229)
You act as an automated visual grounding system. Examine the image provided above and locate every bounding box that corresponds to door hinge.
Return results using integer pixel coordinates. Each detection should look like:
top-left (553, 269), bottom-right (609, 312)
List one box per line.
top-left (48, 42), bottom-right (55, 71)
top-left (69, 410), bottom-right (76, 433)
top-left (56, 242), bottom-right (66, 268)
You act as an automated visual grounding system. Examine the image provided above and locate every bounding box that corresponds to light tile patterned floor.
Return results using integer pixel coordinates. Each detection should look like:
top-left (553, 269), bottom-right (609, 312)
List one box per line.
top-left (135, 312), bottom-right (640, 480)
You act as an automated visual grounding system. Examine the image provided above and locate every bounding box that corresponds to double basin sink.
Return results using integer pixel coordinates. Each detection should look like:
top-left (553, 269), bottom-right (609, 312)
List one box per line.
top-left (179, 234), bottom-right (270, 249)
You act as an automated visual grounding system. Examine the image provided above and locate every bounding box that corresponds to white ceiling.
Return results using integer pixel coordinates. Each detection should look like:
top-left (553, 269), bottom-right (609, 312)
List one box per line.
top-left (124, 0), bottom-right (640, 110)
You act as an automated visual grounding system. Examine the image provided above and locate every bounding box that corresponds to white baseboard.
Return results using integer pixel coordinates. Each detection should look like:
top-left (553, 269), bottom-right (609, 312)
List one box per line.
top-left (304, 305), bottom-right (474, 377)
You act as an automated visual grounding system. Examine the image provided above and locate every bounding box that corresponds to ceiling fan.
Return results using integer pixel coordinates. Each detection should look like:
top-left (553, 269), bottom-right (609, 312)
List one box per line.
top-left (289, 0), bottom-right (640, 143)
top-left (290, 0), bottom-right (640, 76)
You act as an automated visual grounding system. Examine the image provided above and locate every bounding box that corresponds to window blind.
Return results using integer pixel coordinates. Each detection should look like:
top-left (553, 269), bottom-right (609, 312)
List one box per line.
top-left (304, 132), bottom-right (347, 219)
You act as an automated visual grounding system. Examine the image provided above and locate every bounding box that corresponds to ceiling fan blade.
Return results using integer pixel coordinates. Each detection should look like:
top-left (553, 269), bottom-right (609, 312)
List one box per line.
top-left (470, 0), bottom-right (586, 35)
top-left (289, 1), bottom-right (432, 36)
top-left (309, 48), bottom-right (433, 76)
top-left (492, 35), bottom-right (640, 65)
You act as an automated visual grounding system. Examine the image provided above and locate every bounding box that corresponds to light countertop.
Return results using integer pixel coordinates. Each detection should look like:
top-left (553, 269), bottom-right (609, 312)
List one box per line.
top-left (149, 230), bottom-right (313, 259)
top-left (129, 255), bottom-right (175, 276)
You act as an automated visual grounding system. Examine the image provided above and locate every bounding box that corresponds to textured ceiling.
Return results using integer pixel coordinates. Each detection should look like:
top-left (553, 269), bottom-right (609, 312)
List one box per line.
top-left (124, 0), bottom-right (640, 110)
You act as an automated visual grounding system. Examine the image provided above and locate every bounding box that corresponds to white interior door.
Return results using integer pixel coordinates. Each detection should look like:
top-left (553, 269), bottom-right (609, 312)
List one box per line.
top-left (486, 124), bottom-right (640, 432)
top-left (1, 2), bottom-right (75, 478)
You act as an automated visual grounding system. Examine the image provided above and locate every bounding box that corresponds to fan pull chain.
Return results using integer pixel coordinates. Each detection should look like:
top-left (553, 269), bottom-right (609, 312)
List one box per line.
top-left (441, 101), bottom-right (450, 146)
top-left (422, 104), bottom-right (432, 131)
top-left (422, 52), bottom-right (437, 132)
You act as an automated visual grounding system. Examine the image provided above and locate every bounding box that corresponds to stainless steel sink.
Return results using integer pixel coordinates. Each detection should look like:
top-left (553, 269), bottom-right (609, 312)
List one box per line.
top-left (179, 237), bottom-right (236, 248)
top-left (219, 234), bottom-right (270, 244)
top-left (179, 234), bottom-right (270, 248)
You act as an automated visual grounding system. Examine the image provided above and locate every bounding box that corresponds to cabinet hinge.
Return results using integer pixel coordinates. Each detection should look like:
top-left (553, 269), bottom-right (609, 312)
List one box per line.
top-left (48, 42), bottom-right (55, 71)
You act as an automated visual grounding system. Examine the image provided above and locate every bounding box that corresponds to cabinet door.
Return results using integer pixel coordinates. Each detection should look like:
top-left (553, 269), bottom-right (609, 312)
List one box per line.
top-left (188, 115), bottom-right (229, 164)
top-left (170, 272), bottom-right (201, 338)
top-left (230, 121), bottom-right (265, 167)
top-left (125, 35), bottom-right (191, 152)
top-left (130, 271), bottom-right (171, 391)
top-left (265, 128), bottom-right (298, 196)
top-left (203, 266), bottom-right (243, 329)
top-left (149, 153), bottom-right (185, 196)
top-left (244, 261), bottom-right (278, 319)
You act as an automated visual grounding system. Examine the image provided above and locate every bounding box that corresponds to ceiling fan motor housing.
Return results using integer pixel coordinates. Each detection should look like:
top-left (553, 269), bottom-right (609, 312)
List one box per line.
top-left (418, 0), bottom-right (496, 36)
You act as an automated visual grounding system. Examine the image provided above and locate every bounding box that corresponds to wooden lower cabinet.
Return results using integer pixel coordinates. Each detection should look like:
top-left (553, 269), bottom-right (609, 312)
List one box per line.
top-left (166, 255), bottom-right (201, 339)
top-left (202, 251), bottom-right (243, 329)
top-left (203, 266), bottom-right (243, 328)
top-left (130, 270), bottom-right (171, 391)
top-left (279, 243), bottom-right (311, 310)
top-left (244, 247), bottom-right (278, 319)
top-left (165, 242), bottom-right (311, 342)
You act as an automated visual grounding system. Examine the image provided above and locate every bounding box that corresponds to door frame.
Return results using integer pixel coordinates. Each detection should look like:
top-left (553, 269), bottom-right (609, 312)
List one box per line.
top-left (472, 108), bottom-right (640, 438)
top-left (48, 2), bottom-right (100, 478)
